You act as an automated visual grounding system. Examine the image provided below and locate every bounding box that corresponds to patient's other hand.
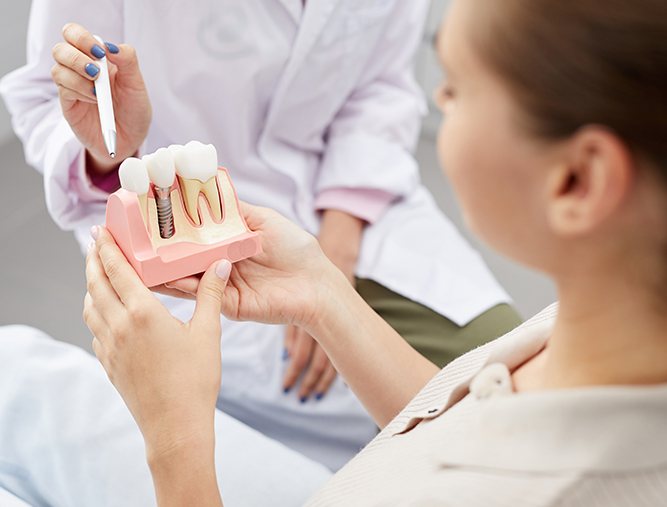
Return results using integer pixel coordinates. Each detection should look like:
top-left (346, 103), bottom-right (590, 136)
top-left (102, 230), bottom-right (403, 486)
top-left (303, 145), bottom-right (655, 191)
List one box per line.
top-left (155, 202), bottom-right (344, 333)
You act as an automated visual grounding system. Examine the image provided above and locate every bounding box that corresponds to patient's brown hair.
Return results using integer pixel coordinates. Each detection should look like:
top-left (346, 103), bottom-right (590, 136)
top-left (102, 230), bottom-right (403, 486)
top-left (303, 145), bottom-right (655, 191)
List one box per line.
top-left (472, 0), bottom-right (667, 175)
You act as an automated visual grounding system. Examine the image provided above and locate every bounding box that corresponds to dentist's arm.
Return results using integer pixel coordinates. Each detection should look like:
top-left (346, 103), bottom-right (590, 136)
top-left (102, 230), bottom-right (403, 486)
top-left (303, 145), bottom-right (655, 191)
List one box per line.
top-left (282, 1), bottom-right (433, 401)
top-left (313, 1), bottom-right (431, 212)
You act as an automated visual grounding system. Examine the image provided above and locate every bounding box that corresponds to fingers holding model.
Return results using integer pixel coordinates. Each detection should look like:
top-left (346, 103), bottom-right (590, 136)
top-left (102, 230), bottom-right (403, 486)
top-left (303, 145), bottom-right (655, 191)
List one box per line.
top-left (83, 199), bottom-right (360, 453)
top-left (87, 200), bottom-right (430, 437)
top-left (51, 22), bottom-right (151, 174)
top-left (151, 202), bottom-right (347, 331)
top-left (216, 203), bottom-right (344, 331)
top-left (84, 225), bottom-right (231, 460)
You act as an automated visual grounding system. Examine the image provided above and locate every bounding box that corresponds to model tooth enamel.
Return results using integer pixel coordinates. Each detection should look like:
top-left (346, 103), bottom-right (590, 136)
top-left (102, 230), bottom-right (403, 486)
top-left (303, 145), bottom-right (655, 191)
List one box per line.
top-left (174, 141), bottom-right (222, 225)
top-left (145, 148), bottom-right (176, 239)
top-left (167, 144), bottom-right (184, 159)
top-left (119, 157), bottom-right (150, 195)
top-left (119, 157), bottom-right (150, 224)
top-left (145, 148), bottom-right (176, 188)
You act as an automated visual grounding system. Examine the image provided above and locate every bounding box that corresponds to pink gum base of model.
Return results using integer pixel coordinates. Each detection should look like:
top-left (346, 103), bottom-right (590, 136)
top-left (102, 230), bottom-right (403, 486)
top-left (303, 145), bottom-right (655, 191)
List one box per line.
top-left (105, 167), bottom-right (262, 287)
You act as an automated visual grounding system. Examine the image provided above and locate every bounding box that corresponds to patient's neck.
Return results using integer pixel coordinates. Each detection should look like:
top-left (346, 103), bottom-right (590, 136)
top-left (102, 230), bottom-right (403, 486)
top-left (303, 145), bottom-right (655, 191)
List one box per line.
top-left (514, 265), bottom-right (667, 392)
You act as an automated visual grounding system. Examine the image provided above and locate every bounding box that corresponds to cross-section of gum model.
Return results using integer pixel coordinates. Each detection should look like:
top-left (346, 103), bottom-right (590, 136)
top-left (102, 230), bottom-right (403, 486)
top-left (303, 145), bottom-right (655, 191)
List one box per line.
top-left (105, 141), bottom-right (261, 287)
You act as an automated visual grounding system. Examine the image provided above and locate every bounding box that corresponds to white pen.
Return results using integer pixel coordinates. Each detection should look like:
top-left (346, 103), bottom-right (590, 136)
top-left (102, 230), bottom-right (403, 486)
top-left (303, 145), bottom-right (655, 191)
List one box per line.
top-left (93, 35), bottom-right (117, 159)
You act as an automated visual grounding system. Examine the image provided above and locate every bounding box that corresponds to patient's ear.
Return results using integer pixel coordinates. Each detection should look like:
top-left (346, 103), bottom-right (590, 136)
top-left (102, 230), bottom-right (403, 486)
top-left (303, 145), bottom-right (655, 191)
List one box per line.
top-left (546, 127), bottom-right (634, 237)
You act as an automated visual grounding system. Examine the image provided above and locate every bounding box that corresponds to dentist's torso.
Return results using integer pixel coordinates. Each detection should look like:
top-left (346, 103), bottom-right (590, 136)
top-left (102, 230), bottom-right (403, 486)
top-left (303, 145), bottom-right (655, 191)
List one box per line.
top-left (124, 0), bottom-right (510, 325)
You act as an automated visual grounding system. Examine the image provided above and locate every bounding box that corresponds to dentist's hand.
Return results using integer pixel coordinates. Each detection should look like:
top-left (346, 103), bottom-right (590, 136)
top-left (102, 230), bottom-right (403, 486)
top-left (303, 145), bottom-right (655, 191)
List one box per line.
top-left (51, 23), bottom-right (151, 174)
top-left (84, 226), bottom-right (229, 462)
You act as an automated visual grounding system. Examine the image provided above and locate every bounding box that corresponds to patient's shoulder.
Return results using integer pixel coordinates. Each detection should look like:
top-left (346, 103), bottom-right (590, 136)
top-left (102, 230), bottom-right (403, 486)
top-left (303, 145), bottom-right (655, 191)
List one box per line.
top-left (381, 303), bottom-right (559, 440)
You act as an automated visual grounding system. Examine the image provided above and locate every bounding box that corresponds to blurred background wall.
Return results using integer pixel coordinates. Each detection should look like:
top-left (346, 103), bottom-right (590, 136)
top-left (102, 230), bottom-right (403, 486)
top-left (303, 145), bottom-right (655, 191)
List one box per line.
top-left (0, 3), bottom-right (31, 144)
top-left (0, 1), bottom-right (556, 351)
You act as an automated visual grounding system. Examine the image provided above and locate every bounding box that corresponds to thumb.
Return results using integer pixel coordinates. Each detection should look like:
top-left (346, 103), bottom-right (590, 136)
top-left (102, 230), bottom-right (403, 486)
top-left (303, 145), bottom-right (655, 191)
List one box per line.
top-left (106, 43), bottom-right (141, 73)
top-left (192, 260), bottom-right (232, 331)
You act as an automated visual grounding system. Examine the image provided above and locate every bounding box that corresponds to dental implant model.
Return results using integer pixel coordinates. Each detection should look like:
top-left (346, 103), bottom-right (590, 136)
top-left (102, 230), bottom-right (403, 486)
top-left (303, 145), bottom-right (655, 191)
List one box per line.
top-left (145, 148), bottom-right (176, 239)
top-left (105, 140), bottom-right (262, 287)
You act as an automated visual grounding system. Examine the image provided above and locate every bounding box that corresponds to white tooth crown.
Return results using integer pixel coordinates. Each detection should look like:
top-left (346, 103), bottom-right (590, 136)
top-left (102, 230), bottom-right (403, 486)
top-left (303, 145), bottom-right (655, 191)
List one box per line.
top-left (119, 157), bottom-right (150, 195)
top-left (167, 144), bottom-right (184, 159)
top-left (175, 141), bottom-right (218, 182)
top-left (146, 148), bottom-right (176, 188)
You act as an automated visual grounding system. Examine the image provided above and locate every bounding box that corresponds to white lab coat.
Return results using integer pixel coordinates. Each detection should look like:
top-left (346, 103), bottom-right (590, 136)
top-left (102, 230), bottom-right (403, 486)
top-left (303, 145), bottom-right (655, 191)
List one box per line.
top-left (0, 0), bottom-right (510, 470)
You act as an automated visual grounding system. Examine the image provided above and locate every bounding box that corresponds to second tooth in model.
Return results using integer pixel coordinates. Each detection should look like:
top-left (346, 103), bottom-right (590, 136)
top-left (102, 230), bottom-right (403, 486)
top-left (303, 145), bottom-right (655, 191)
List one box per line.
top-left (145, 148), bottom-right (177, 239)
top-left (174, 141), bottom-right (222, 226)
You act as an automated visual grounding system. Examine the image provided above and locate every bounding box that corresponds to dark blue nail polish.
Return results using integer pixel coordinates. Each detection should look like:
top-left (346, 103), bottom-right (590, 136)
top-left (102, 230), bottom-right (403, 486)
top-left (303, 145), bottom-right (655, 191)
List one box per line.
top-left (315, 393), bottom-right (324, 401)
top-left (85, 64), bottom-right (99, 77)
top-left (91, 44), bottom-right (106, 59)
top-left (104, 42), bottom-right (119, 54)
top-left (283, 387), bottom-right (291, 394)
top-left (92, 86), bottom-right (96, 96)
top-left (300, 396), bottom-right (308, 404)
top-left (282, 348), bottom-right (289, 361)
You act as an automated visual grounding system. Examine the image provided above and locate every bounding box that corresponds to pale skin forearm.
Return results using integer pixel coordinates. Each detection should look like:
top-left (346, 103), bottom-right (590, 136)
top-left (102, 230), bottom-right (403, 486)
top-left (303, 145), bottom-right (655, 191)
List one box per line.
top-left (306, 266), bottom-right (440, 428)
top-left (145, 284), bottom-right (437, 506)
top-left (146, 422), bottom-right (223, 506)
top-left (310, 209), bottom-right (439, 426)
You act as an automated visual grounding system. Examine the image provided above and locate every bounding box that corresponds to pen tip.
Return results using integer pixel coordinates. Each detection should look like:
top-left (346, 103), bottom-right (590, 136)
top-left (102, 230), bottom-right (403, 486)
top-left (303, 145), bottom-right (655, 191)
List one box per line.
top-left (110, 153), bottom-right (116, 159)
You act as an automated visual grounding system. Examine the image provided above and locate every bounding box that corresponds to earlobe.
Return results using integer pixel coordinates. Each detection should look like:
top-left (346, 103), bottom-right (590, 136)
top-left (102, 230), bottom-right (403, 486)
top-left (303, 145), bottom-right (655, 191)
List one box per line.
top-left (546, 163), bottom-right (583, 236)
top-left (545, 128), bottom-right (634, 238)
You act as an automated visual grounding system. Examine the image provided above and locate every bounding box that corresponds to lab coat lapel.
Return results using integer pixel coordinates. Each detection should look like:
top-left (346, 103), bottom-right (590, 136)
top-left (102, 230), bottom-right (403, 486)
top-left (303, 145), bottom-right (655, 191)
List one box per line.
top-left (265, 0), bottom-right (340, 129)
top-left (290, 0), bottom-right (340, 66)
top-left (275, 0), bottom-right (302, 24)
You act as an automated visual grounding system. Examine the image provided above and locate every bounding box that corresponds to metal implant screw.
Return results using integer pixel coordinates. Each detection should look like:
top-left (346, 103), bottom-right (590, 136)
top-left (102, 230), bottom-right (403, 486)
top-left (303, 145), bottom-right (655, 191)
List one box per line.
top-left (154, 187), bottom-right (175, 239)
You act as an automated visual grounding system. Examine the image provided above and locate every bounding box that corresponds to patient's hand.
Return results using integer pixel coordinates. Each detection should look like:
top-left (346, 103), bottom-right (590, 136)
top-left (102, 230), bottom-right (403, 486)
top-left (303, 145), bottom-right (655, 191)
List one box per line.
top-left (155, 202), bottom-right (344, 332)
top-left (84, 226), bottom-right (230, 463)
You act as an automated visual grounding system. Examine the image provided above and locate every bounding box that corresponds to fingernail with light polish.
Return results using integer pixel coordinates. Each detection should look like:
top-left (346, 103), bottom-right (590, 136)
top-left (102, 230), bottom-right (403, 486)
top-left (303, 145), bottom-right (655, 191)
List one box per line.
top-left (90, 225), bottom-right (100, 240)
top-left (85, 63), bottom-right (99, 77)
top-left (91, 44), bottom-right (106, 59)
top-left (216, 260), bottom-right (232, 280)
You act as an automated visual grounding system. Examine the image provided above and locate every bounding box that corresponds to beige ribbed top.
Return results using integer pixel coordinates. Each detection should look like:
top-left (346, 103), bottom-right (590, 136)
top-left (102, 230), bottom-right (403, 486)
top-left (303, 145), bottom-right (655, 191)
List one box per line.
top-left (307, 304), bottom-right (667, 506)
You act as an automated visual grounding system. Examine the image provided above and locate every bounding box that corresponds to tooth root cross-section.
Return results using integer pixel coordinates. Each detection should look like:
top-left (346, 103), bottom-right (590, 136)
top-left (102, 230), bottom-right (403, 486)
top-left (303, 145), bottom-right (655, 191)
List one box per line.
top-left (179, 176), bottom-right (223, 226)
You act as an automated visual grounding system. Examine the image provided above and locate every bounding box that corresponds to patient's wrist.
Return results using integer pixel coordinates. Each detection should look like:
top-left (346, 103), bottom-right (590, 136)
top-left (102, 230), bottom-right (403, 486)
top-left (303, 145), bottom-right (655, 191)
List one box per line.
top-left (304, 264), bottom-right (359, 342)
top-left (147, 431), bottom-right (221, 505)
top-left (146, 425), bottom-right (215, 470)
